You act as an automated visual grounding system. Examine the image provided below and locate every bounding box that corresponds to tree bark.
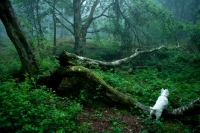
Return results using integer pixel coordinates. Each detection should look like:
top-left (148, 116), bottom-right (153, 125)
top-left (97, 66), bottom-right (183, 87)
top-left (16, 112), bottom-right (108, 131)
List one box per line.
top-left (47, 66), bottom-right (150, 111)
top-left (47, 65), bottom-right (200, 117)
top-left (73, 0), bottom-right (83, 55)
top-left (48, 0), bottom-right (112, 55)
top-left (45, 46), bottom-right (200, 118)
top-left (52, 0), bottom-right (57, 55)
top-left (56, 46), bottom-right (167, 68)
top-left (163, 98), bottom-right (200, 116)
top-left (0, 0), bottom-right (39, 76)
top-left (73, 0), bottom-right (111, 55)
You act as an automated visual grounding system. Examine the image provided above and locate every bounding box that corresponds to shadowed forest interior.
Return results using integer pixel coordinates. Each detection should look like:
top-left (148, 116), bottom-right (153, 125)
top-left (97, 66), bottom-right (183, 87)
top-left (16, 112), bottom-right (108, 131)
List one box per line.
top-left (0, 0), bottom-right (200, 132)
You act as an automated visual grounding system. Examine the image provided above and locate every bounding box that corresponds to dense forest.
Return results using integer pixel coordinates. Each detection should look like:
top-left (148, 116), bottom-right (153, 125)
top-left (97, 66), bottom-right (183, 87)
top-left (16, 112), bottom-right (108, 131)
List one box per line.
top-left (0, 0), bottom-right (200, 132)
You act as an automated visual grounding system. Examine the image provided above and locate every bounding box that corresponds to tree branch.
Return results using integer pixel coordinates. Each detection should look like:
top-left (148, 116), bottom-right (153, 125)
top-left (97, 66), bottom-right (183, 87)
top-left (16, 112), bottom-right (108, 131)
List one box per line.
top-left (55, 15), bottom-right (74, 35)
top-left (87, 28), bottom-right (106, 33)
top-left (44, 0), bottom-right (74, 27)
top-left (118, 0), bottom-right (150, 46)
top-left (57, 46), bottom-right (167, 68)
top-left (82, 0), bottom-right (99, 30)
top-left (92, 2), bottom-right (114, 20)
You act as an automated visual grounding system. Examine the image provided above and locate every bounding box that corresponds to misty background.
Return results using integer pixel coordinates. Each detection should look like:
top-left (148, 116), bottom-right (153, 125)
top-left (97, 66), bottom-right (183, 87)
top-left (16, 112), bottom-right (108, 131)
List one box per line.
top-left (1, 0), bottom-right (199, 55)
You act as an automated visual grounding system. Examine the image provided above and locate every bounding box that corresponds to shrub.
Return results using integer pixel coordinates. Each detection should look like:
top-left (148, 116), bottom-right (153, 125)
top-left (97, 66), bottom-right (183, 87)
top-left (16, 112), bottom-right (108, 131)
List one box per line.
top-left (0, 80), bottom-right (82, 132)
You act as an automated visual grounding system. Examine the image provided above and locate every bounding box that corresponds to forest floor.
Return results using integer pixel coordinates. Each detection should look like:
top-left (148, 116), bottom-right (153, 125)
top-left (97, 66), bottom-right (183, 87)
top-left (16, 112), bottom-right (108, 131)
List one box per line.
top-left (77, 106), bottom-right (143, 132)
top-left (1, 38), bottom-right (199, 132)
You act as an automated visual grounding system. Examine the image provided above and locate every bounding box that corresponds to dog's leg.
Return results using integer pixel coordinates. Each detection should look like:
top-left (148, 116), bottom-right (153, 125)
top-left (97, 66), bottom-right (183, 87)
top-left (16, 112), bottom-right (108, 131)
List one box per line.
top-left (155, 111), bottom-right (162, 120)
top-left (150, 106), bottom-right (153, 115)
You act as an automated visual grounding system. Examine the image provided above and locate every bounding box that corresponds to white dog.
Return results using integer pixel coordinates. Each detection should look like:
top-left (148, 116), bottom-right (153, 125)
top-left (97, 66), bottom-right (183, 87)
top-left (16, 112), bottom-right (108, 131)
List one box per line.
top-left (150, 88), bottom-right (169, 120)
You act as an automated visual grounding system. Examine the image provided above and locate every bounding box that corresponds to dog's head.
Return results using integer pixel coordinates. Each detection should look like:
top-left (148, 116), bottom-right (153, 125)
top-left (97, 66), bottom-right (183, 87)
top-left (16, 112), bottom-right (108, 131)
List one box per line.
top-left (161, 88), bottom-right (169, 97)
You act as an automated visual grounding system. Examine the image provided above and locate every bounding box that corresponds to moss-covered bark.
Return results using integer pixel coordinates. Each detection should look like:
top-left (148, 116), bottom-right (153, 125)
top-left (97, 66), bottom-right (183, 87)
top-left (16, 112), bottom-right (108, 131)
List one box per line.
top-left (163, 98), bottom-right (200, 116)
top-left (48, 65), bottom-right (200, 117)
top-left (48, 66), bottom-right (150, 111)
top-left (51, 46), bottom-right (200, 118)
top-left (0, 0), bottom-right (39, 76)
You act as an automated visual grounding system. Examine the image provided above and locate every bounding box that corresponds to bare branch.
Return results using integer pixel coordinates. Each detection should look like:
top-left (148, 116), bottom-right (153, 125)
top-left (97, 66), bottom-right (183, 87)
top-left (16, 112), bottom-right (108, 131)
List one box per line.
top-left (44, 0), bottom-right (74, 27)
top-left (87, 29), bottom-right (101, 33)
top-left (82, 0), bottom-right (100, 30)
top-left (54, 7), bottom-right (74, 27)
top-left (117, 0), bottom-right (150, 46)
top-left (87, 27), bottom-right (106, 33)
top-left (73, 46), bottom-right (166, 67)
top-left (56, 46), bottom-right (169, 72)
top-left (92, 2), bottom-right (114, 20)
top-left (55, 16), bottom-right (74, 35)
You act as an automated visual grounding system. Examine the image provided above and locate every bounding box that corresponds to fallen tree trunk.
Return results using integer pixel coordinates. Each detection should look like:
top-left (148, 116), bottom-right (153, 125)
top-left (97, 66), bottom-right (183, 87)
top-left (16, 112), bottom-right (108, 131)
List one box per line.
top-left (163, 98), bottom-right (200, 116)
top-left (47, 66), bottom-right (150, 111)
top-left (56, 46), bottom-right (167, 68)
top-left (46, 46), bottom-right (200, 118)
top-left (47, 65), bottom-right (200, 117)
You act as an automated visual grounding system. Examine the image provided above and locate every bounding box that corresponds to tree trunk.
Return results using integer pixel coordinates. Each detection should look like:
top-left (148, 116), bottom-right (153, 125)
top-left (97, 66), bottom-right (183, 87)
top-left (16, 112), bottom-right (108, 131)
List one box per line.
top-left (0, 0), bottom-right (39, 76)
top-left (47, 65), bottom-right (200, 118)
top-left (73, 0), bottom-right (100, 55)
top-left (56, 46), bottom-right (167, 69)
top-left (52, 0), bottom-right (57, 55)
top-left (44, 46), bottom-right (200, 118)
top-left (73, 0), bottom-right (83, 55)
top-left (192, 0), bottom-right (199, 24)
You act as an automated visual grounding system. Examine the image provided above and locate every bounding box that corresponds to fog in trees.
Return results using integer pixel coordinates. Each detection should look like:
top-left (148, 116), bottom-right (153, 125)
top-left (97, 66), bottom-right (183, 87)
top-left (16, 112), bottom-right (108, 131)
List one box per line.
top-left (0, 0), bottom-right (200, 132)
top-left (1, 0), bottom-right (199, 54)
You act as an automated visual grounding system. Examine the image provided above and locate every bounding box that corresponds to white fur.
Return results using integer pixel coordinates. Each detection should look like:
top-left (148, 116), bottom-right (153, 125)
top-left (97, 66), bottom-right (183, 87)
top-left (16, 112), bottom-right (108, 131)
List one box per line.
top-left (150, 88), bottom-right (169, 120)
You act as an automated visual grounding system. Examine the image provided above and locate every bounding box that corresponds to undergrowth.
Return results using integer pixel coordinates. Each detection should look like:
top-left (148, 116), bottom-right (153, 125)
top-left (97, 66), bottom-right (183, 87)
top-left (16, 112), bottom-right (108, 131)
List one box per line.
top-left (0, 79), bottom-right (82, 132)
top-left (0, 41), bottom-right (200, 132)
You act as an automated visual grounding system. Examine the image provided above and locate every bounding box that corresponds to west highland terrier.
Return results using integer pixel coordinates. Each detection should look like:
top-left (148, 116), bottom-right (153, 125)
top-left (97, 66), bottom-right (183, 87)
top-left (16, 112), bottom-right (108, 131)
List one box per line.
top-left (150, 88), bottom-right (169, 120)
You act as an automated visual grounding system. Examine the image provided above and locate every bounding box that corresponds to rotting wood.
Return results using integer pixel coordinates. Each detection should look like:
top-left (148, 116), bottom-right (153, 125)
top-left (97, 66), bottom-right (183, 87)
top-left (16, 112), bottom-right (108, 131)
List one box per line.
top-left (48, 46), bottom-right (200, 118)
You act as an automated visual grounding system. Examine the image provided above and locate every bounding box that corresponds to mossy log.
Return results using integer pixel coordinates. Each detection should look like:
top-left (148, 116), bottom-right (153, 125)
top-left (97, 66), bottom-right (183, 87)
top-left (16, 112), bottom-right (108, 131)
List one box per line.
top-left (47, 46), bottom-right (200, 118)
top-left (47, 65), bottom-right (200, 117)
top-left (0, 0), bottom-right (39, 76)
top-left (163, 98), bottom-right (200, 116)
top-left (47, 66), bottom-right (150, 111)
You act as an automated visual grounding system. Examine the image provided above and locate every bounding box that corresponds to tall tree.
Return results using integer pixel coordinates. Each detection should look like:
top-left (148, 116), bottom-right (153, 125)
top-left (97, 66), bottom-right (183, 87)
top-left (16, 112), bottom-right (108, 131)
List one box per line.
top-left (52, 0), bottom-right (57, 55)
top-left (48, 0), bottom-right (113, 55)
top-left (104, 0), bottom-right (172, 50)
top-left (73, 0), bottom-right (113, 55)
top-left (0, 0), bottom-right (39, 76)
top-left (158, 0), bottom-right (200, 23)
top-left (13, 0), bottom-right (50, 48)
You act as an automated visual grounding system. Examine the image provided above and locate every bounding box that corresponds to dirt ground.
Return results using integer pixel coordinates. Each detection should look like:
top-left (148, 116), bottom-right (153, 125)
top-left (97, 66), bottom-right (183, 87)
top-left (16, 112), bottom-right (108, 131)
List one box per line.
top-left (78, 106), bottom-right (144, 132)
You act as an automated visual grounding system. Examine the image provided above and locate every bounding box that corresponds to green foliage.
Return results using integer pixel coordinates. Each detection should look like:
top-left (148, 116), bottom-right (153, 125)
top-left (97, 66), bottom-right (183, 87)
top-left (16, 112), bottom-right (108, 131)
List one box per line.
top-left (142, 117), bottom-right (163, 133)
top-left (109, 116), bottom-right (124, 133)
top-left (37, 55), bottom-right (59, 76)
top-left (188, 22), bottom-right (200, 51)
top-left (92, 48), bottom-right (200, 132)
top-left (85, 39), bottom-right (122, 61)
top-left (0, 45), bottom-right (21, 80)
top-left (94, 49), bottom-right (200, 109)
top-left (0, 80), bottom-right (82, 132)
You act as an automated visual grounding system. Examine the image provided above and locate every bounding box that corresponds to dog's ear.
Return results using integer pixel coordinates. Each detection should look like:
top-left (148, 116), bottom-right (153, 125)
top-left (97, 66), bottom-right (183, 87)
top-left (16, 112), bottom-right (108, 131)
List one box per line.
top-left (161, 88), bottom-right (164, 93)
